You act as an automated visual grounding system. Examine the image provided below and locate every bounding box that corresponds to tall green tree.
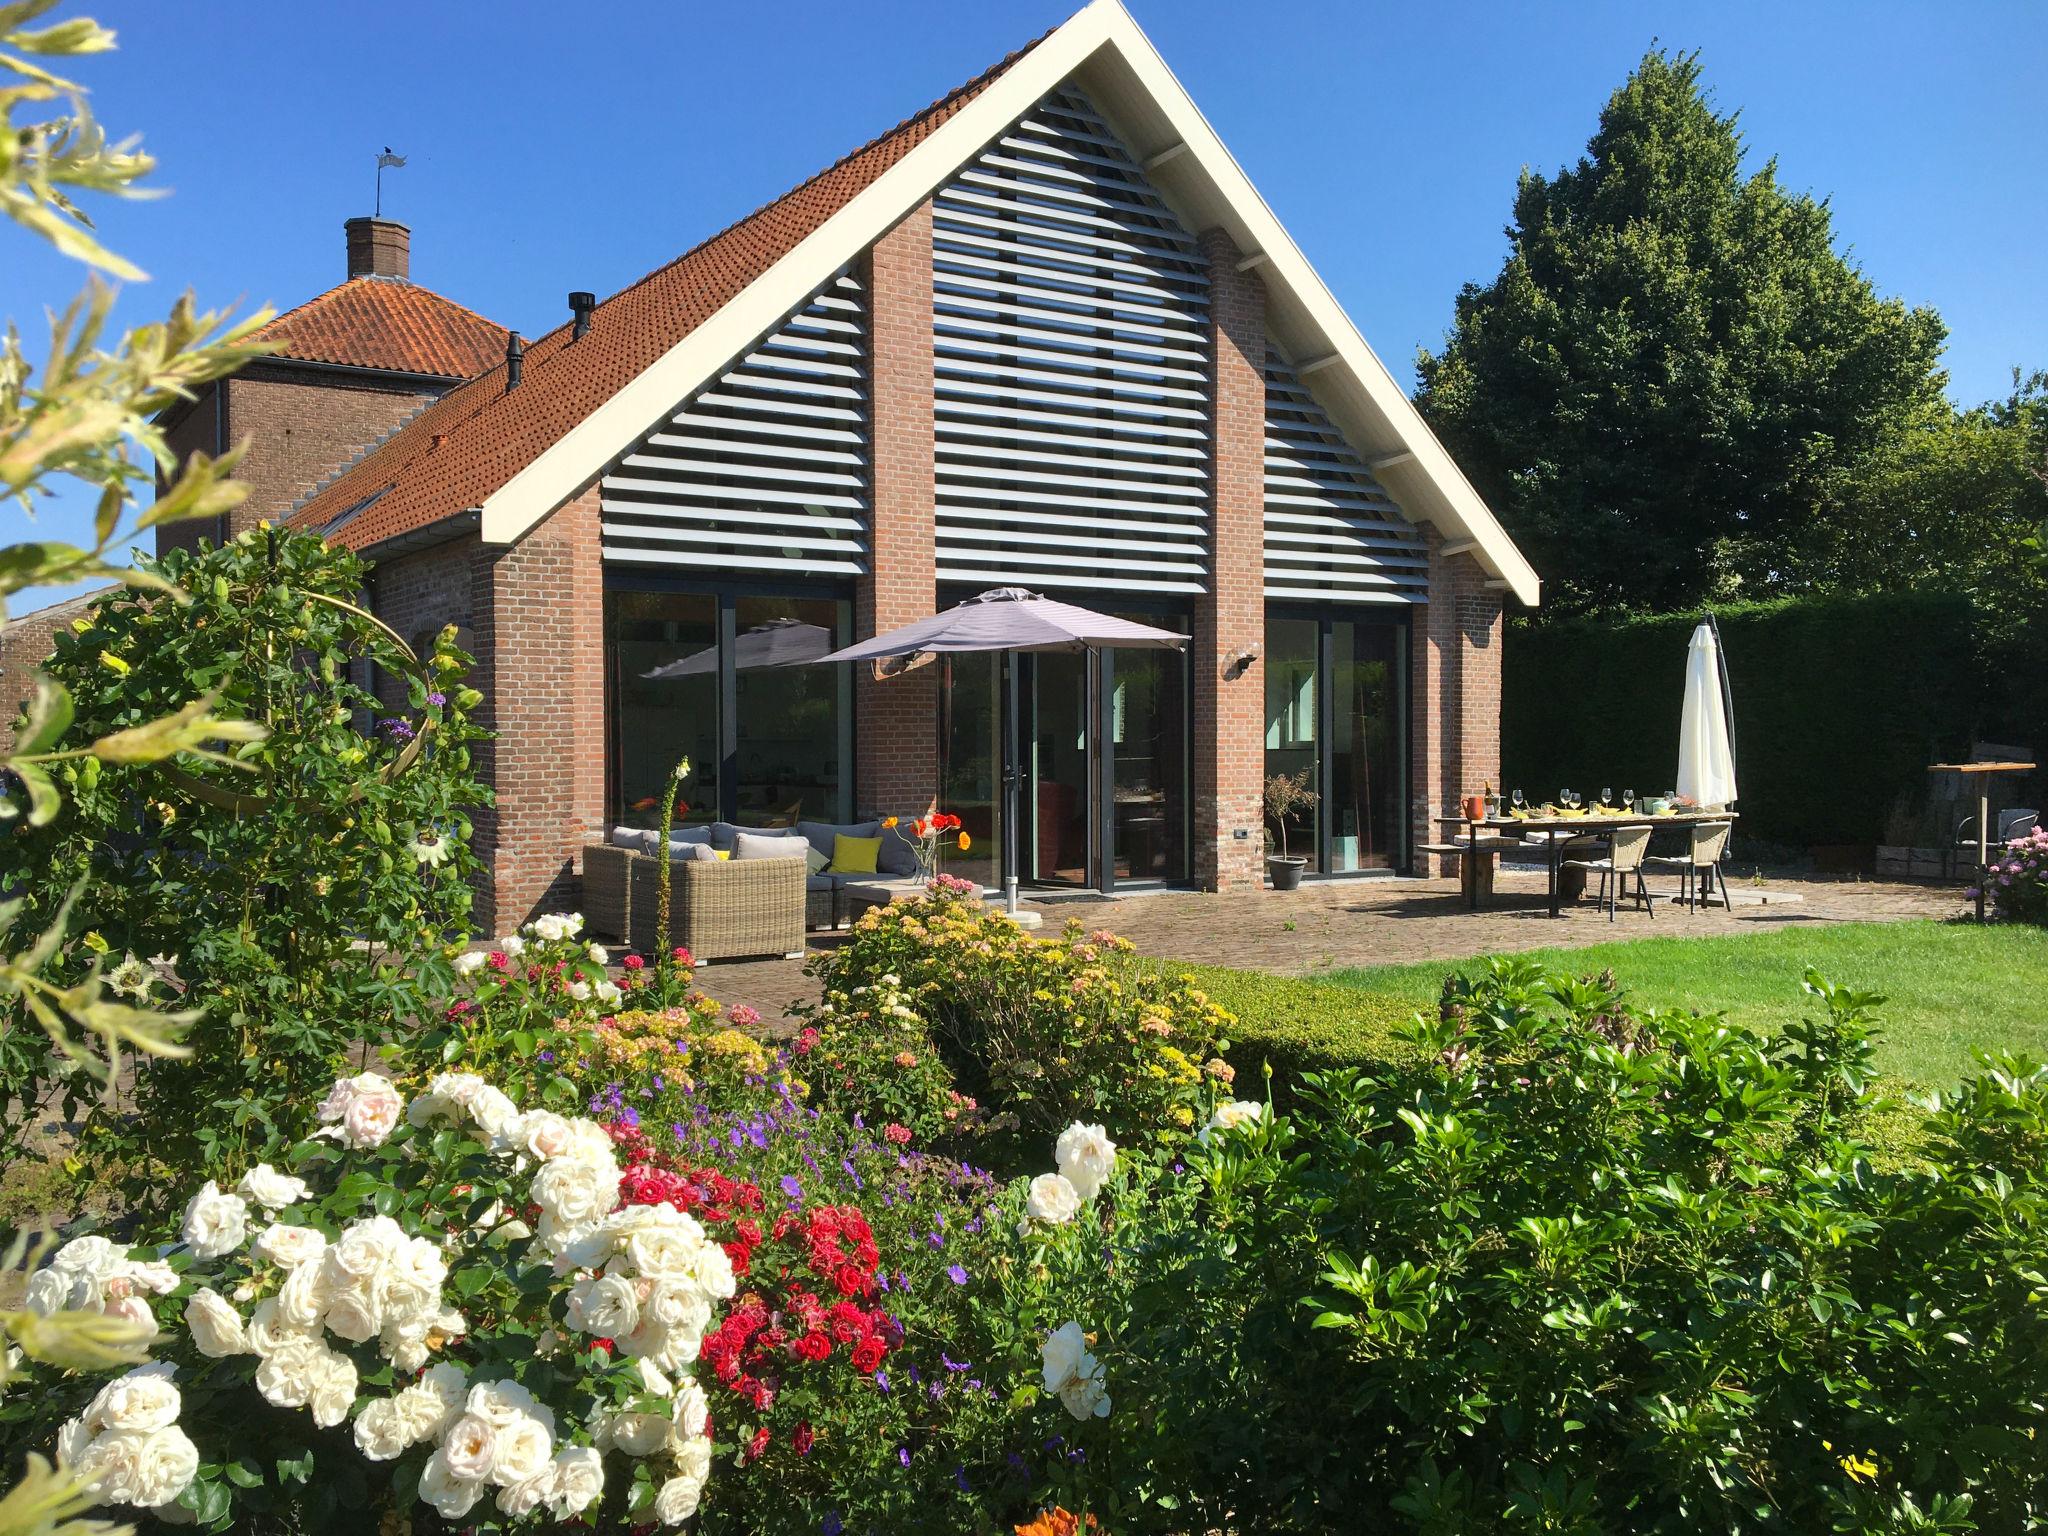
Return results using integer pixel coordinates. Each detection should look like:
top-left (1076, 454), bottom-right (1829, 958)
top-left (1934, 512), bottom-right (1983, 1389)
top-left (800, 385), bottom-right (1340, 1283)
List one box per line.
top-left (1417, 48), bottom-right (1949, 614)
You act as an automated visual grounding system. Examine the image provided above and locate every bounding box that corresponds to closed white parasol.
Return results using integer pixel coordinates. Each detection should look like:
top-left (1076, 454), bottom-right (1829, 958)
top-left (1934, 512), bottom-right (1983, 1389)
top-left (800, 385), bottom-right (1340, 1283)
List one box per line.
top-left (1676, 618), bottom-right (1737, 808)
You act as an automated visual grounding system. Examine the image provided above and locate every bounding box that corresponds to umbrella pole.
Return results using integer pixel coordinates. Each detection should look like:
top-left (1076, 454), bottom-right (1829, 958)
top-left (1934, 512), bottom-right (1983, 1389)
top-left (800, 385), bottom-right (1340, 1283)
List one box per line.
top-left (1004, 651), bottom-right (1021, 916)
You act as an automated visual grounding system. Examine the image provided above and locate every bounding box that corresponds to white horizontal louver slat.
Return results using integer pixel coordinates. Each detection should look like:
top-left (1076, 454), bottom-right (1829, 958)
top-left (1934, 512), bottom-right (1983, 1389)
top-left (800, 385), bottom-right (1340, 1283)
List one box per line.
top-left (934, 85), bottom-right (1213, 598)
top-left (602, 271), bottom-right (870, 577)
top-left (1263, 350), bottom-right (1428, 605)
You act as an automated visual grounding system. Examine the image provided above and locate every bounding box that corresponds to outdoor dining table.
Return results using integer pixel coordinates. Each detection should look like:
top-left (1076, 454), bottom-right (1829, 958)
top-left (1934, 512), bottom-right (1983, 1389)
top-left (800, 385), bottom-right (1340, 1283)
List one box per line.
top-left (1436, 810), bottom-right (1741, 918)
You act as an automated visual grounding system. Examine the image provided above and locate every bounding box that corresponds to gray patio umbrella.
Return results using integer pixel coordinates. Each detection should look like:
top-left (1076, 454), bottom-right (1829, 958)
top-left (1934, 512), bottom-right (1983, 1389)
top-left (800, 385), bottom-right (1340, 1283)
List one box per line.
top-left (642, 618), bottom-right (835, 679)
top-left (812, 588), bottom-right (1188, 912)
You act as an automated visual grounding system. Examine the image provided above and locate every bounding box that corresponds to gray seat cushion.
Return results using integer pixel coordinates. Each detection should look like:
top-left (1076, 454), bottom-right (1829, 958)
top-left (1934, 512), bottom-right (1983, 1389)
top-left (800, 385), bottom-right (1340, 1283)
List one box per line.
top-left (805, 873), bottom-right (846, 893)
top-left (733, 830), bottom-right (811, 862)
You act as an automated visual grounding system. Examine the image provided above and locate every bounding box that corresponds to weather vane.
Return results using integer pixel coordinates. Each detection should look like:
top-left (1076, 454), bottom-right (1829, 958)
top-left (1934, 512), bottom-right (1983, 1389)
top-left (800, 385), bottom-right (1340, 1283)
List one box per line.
top-left (375, 147), bottom-right (406, 217)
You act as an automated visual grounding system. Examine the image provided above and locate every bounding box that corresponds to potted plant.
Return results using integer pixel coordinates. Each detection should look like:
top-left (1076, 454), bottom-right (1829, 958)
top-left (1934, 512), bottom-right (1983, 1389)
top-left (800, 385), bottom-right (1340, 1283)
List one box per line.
top-left (1264, 768), bottom-right (1318, 890)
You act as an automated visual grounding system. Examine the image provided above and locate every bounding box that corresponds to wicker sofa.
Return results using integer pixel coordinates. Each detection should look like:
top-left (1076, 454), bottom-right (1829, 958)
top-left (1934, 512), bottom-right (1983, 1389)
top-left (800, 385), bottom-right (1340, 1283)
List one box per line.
top-left (582, 844), bottom-right (804, 961)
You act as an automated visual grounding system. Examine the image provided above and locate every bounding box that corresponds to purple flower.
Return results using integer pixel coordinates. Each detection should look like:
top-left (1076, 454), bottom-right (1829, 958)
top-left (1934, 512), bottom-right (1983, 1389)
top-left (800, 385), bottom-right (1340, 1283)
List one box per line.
top-left (822, 1517), bottom-right (843, 1536)
top-left (617, 1107), bottom-right (640, 1129)
top-left (942, 1353), bottom-right (970, 1372)
top-left (946, 1264), bottom-right (968, 1286)
top-left (427, 691), bottom-right (447, 707)
top-left (954, 1465), bottom-right (972, 1493)
top-left (897, 1446), bottom-right (911, 1467)
top-left (538, 1050), bottom-right (556, 1064)
top-left (780, 1175), bottom-right (803, 1202)
top-left (875, 1370), bottom-right (889, 1393)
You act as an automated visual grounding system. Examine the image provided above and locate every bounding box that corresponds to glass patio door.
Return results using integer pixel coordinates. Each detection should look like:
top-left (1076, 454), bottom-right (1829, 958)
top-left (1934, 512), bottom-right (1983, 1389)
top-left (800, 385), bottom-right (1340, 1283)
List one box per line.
top-left (1026, 651), bottom-right (1094, 886)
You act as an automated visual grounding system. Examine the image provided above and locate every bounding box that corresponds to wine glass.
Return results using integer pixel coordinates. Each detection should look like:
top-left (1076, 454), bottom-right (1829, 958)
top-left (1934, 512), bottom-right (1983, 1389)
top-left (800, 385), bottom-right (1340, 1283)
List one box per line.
top-left (1600, 786), bottom-right (1613, 809)
top-left (1510, 788), bottom-right (1524, 813)
top-left (1623, 787), bottom-right (1635, 814)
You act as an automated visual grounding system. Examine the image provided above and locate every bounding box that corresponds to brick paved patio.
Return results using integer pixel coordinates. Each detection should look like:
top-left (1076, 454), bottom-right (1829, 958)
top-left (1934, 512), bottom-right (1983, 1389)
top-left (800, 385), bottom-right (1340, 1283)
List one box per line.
top-left (687, 870), bottom-right (1967, 1026)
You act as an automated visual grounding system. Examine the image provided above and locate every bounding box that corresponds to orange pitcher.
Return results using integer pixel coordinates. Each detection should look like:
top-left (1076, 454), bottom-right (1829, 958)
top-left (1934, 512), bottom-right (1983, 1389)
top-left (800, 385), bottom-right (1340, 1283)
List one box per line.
top-left (1463, 794), bottom-right (1488, 822)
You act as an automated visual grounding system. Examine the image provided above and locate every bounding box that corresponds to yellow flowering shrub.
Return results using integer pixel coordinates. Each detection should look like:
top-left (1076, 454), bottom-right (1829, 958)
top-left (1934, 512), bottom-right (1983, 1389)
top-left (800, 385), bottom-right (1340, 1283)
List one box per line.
top-left (813, 887), bottom-right (1232, 1149)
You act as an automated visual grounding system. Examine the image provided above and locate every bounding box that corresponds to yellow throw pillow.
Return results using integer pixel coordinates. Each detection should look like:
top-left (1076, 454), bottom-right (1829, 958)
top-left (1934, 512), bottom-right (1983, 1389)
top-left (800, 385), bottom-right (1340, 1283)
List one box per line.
top-left (832, 833), bottom-right (882, 874)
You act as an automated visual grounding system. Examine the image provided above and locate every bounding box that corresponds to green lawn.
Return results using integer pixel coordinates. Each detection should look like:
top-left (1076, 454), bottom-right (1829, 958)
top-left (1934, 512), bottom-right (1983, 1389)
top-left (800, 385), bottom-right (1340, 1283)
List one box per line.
top-left (1317, 919), bottom-right (2048, 1088)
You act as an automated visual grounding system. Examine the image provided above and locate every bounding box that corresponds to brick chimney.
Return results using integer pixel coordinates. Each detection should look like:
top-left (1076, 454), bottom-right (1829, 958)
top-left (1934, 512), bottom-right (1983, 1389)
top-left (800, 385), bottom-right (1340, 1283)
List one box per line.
top-left (344, 217), bottom-right (410, 280)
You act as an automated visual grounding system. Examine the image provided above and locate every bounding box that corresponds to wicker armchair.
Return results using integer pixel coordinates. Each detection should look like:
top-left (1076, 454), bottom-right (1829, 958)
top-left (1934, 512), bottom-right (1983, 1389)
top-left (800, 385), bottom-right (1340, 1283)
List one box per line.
top-left (581, 844), bottom-right (805, 961)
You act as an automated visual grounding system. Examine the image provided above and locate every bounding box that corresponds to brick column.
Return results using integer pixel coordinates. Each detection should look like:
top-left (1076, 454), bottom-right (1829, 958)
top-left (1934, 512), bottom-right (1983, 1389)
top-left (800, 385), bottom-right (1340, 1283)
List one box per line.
top-left (469, 486), bottom-right (605, 931)
top-left (1195, 229), bottom-right (1267, 890)
top-left (854, 201), bottom-right (940, 820)
top-left (1409, 528), bottom-right (1503, 871)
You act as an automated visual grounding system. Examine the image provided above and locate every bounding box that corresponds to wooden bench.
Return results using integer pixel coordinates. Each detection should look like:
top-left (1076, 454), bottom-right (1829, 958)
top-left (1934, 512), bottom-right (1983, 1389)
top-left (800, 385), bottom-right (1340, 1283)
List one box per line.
top-left (1418, 836), bottom-right (1518, 901)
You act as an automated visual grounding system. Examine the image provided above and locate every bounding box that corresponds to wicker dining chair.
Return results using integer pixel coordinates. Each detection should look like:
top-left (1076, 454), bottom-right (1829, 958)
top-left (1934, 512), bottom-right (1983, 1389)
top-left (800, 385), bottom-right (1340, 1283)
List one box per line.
top-left (1562, 825), bottom-right (1655, 921)
top-left (1644, 821), bottom-right (1734, 912)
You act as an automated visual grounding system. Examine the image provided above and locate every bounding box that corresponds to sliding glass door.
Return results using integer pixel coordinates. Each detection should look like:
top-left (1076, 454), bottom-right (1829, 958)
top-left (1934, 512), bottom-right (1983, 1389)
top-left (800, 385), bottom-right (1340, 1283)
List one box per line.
top-left (1263, 607), bottom-right (1408, 875)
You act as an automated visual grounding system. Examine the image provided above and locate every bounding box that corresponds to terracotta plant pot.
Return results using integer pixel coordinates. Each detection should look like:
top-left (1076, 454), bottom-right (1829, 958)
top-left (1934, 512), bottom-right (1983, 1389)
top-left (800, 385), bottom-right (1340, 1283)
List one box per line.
top-left (1463, 794), bottom-right (1488, 822)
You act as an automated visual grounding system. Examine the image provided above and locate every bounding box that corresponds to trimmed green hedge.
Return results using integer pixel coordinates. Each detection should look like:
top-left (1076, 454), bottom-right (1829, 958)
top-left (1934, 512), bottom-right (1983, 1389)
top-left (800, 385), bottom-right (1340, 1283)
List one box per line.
top-left (1503, 592), bottom-right (1987, 848)
top-left (1151, 963), bottom-right (1427, 1098)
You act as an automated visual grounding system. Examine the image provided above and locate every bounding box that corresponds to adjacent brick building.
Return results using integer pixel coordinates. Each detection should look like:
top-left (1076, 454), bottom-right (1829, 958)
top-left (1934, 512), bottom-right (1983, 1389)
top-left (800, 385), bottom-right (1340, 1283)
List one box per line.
top-left (177, 1), bottom-right (1535, 928)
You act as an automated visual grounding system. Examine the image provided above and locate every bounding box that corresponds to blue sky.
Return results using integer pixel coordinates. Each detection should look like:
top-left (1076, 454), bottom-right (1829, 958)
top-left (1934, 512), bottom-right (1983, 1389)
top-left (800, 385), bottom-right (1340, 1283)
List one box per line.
top-left (8, 0), bottom-right (2044, 611)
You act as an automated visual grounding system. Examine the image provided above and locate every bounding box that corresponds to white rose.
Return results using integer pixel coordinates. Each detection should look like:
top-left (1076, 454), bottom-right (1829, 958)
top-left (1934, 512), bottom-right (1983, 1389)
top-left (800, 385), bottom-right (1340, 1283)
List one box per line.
top-left (468, 1085), bottom-right (521, 1141)
top-left (56, 1413), bottom-right (94, 1469)
top-left (671, 1379), bottom-right (711, 1447)
top-left (113, 1425), bottom-right (198, 1509)
top-left (440, 1413), bottom-right (498, 1482)
top-left (1059, 1372), bottom-right (1112, 1421)
top-left (496, 935), bottom-right (526, 958)
top-left (568, 1274), bottom-right (640, 1338)
top-left (236, 1163), bottom-right (309, 1211)
top-left (329, 1215), bottom-right (405, 1280)
top-left (323, 1284), bottom-right (379, 1344)
top-left (1040, 1321), bottom-right (1110, 1421)
top-left (307, 1348), bottom-right (358, 1429)
top-left (653, 1471), bottom-right (704, 1526)
top-left (595, 979), bottom-right (623, 1006)
top-left (104, 1293), bottom-right (158, 1338)
top-left (1200, 1099), bottom-right (1265, 1145)
top-left (88, 1363), bottom-right (181, 1432)
top-left (418, 1447), bottom-right (485, 1520)
top-left (184, 1289), bottom-right (247, 1358)
top-left (121, 1260), bottom-right (179, 1297)
top-left (495, 1468), bottom-right (556, 1518)
top-left (511, 1110), bottom-right (575, 1161)
top-left (644, 1280), bottom-right (711, 1340)
top-left (254, 1338), bottom-right (324, 1409)
top-left (24, 1267), bottom-right (74, 1317)
top-left (1054, 1122), bottom-right (1118, 1201)
top-left (562, 1118), bottom-right (617, 1167)
top-left (587, 943), bottom-right (609, 964)
top-left (276, 1260), bottom-right (330, 1332)
top-left (245, 1297), bottom-right (316, 1355)
top-left (606, 1411), bottom-right (670, 1457)
top-left (465, 1378), bottom-right (546, 1428)
top-left (548, 1445), bottom-right (604, 1517)
top-left (179, 1181), bottom-right (250, 1261)
top-left (452, 950), bottom-right (488, 977)
top-left (532, 1157), bottom-right (616, 1232)
top-left (317, 1072), bottom-right (404, 1150)
top-left (1026, 1172), bottom-right (1082, 1226)
top-left (392, 1364), bottom-right (464, 1442)
top-left (490, 1412), bottom-right (554, 1487)
top-left (252, 1222), bottom-right (328, 1269)
top-left (352, 1397), bottom-right (410, 1461)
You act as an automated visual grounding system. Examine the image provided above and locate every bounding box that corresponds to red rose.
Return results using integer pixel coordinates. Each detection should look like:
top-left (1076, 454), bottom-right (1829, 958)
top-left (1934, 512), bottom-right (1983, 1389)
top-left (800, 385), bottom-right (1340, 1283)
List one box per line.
top-left (792, 1422), bottom-right (814, 1457)
top-left (851, 1336), bottom-right (887, 1374)
top-left (793, 1331), bottom-right (832, 1362)
top-left (622, 953), bottom-right (645, 971)
top-left (795, 1026), bottom-right (820, 1055)
top-left (747, 1427), bottom-right (770, 1461)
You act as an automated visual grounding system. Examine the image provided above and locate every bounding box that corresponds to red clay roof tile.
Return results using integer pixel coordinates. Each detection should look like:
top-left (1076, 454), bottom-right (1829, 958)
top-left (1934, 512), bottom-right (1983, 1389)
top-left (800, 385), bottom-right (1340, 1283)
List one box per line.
top-left (257, 277), bottom-right (507, 380)
top-left (290, 28), bottom-right (1045, 552)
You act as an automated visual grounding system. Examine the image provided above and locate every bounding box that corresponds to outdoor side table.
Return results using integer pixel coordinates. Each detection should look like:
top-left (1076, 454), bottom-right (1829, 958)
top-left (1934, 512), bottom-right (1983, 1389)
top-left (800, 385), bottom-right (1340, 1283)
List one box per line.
top-left (1928, 760), bottom-right (2037, 921)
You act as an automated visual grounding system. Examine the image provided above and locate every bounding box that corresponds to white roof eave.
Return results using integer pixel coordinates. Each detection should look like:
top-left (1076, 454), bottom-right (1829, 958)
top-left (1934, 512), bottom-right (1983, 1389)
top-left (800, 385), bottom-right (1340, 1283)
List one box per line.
top-left (477, 0), bottom-right (1540, 608)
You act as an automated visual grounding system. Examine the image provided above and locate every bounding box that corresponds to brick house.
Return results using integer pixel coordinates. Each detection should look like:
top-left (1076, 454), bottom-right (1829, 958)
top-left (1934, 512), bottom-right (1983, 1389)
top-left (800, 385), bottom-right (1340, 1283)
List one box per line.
top-left (271, 0), bottom-right (1539, 930)
top-left (0, 217), bottom-right (504, 742)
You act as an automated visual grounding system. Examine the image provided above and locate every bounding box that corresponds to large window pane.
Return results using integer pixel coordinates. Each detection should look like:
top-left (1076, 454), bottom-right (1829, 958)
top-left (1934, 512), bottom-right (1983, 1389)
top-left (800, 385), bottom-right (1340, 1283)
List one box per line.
top-left (1329, 620), bottom-right (1400, 871)
top-left (1029, 651), bottom-right (1092, 885)
top-left (1110, 619), bottom-right (1189, 883)
top-left (1264, 615), bottom-right (1320, 869)
top-left (734, 595), bottom-right (848, 825)
top-left (608, 591), bottom-right (719, 829)
top-left (938, 652), bottom-right (1001, 889)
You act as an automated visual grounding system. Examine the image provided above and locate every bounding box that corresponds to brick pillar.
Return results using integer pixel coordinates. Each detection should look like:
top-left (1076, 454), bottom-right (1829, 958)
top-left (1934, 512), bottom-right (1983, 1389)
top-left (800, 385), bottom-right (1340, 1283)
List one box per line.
top-left (1195, 229), bottom-right (1267, 891)
top-left (854, 201), bottom-right (940, 820)
top-left (1409, 528), bottom-right (1504, 872)
top-left (469, 486), bottom-right (605, 931)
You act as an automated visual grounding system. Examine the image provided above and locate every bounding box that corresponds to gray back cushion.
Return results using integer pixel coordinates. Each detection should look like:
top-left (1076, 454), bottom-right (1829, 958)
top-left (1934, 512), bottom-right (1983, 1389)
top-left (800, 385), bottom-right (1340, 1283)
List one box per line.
top-left (795, 819), bottom-right (881, 862)
top-left (733, 831), bottom-right (810, 862)
top-left (658, 825), bottom-right (714, 857)
top-left (686, 842), bottom-right (726, 863)
top-left (877, 822), bottom-right (921, 876)
top-left (609, 826), bottom-right (651, 852)
top-left (709, 822), bottom-right (742, 851)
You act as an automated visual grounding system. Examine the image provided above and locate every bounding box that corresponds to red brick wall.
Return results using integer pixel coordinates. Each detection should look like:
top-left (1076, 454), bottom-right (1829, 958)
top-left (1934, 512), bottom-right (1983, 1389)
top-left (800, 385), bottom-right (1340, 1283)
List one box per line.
top-left (1410, 526), bottom-right (1504, 866)
top-left (854, 201), bottom-right (940, 820)
top-left (156, 367), bottom-right (442, 559)
top-left (0, 589), bottom-right (104, 751)
top-left (1196, 229), bottom-right (1268, 890)
top-left (465, 488), bottom-right (605, 931)
top-left (154, 392), bottom-right (226, 556)
top-left (365, 539), bottom-right (477, 712)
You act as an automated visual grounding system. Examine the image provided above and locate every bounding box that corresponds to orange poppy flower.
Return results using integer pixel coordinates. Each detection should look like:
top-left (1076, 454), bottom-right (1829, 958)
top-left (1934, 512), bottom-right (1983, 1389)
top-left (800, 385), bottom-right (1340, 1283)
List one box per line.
top-left (957, 831), bottom-right (972, 851)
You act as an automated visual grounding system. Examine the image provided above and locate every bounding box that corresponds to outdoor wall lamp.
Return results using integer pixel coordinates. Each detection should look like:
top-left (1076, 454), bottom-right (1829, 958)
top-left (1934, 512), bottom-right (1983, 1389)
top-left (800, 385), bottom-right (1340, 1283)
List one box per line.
top-left (1223, 642), bottom-right (1262, 681)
